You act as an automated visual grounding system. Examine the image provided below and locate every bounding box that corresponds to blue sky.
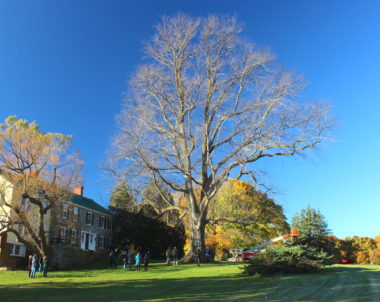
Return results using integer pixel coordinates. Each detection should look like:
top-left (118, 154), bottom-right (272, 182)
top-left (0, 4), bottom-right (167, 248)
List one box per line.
top-left (1, 0), bottom-right (379, 239)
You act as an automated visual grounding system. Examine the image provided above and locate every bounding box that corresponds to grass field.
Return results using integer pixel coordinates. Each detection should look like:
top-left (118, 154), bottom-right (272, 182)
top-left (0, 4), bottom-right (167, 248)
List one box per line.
top-left (1, 263), bottom-right (380, 302)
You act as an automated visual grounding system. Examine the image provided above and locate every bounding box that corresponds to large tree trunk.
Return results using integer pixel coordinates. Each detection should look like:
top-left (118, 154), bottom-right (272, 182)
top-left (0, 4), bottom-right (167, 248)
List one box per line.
top-left (182, 213), bottom-right (207, 262)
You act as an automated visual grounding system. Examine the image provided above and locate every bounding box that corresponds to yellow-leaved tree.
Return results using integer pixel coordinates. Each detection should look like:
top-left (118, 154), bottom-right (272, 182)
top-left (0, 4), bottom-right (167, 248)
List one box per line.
top-left (207, 180), bottom-right (289, 251)
top-left (177, 180), bottom-right (289, 257)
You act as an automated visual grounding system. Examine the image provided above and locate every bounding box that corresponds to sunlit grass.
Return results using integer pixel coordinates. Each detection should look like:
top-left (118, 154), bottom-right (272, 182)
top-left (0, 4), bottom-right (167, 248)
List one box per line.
top-left (1, 263), bottom-right (380, 301)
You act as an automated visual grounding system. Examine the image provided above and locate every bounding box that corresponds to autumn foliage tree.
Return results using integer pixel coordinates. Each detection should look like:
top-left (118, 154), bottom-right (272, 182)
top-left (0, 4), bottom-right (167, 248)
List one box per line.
top-left (207, 180), bottom-right (288, 249)
top-left (351, 236), bottom-right (376, 264)
top-left (177, 180), bottom-right (288, 256)
top-left (0, 116), bottom-right (82, 256)
top-left (111, 14), bottom-right (332, 259)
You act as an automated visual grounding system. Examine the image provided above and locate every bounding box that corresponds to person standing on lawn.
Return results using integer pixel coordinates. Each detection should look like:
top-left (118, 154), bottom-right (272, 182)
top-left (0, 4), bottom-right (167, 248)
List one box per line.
top-left (135, 248), bottom-right (142, 271)
top-left (172, 247), bottom-right (179, 266)
top-left (122, 248), bottom-right (127, 269)
top-left (109, 250), bottom-right (115, 269)
top-left (30, 254), bottom-right (38, 278)
top-left (27, 255), bottom-right (33, 277)
top-left (165, 247), bottom-right (172, 266)
top-left (205, 248), bottom-right (211, 263)
top-left (38, 256), bottom-right (43, 272)
top-left (43, 255), bottom-right (49, 278)
top-left (195, 248), bottom-right (201, 267)
top-left (143, 249), bottom-right (150, 272)
top-left (127, 248), bottom-right (134, 270)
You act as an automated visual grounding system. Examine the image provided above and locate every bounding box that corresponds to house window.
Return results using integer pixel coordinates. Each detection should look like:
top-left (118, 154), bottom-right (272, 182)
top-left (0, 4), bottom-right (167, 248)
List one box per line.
top-left (60, 227), bottom-right (66, 240)
top-left (62, 203), bottom-right (68, 219)
top-left (21, 198), bottom-right (31, 212)
top-left (99, 216), bottom-right (105, 229)
top-left (71, 229), bottom-right (77, 244)
top-left (73, 207), bottom-right (79, 221)
top-left (86, 212), bottom-right (93, 225)
top-left (21, 225), bottom-right (27, 237)
top-left (13, 245), bottom-right (20, 255)
top-left (10, 244), bottom-right (26, 257)
top-left (65, 228), bottom-right (71, 240)
top-left (98, 236), bottom-right (104, 249)
top-left (106, 218), bottom-right (112, 230)
top-left (42, 201), bottom-right (49, 210)
top-left (0, 215), bottom-right (7, 229)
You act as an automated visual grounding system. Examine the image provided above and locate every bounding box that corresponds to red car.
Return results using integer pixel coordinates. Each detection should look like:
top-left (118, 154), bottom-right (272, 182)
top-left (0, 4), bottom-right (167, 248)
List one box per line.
top-left (333, 259), bottom-right (355, 264)
top-left (241, 249), bottom-right (256, 261)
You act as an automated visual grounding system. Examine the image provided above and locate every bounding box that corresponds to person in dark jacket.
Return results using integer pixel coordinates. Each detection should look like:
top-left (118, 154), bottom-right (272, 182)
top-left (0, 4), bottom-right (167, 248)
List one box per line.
top-left (143, 250), bottom-right (151, 271)
top-left (109, 250), bottom-right (115, 269)
top-left (195, 248), bottom-right (201, 267)
top-left (38, 256), bottom-right (43, 272)
top-left (172, 247), bottom-right (179, 266)
top-left (43, 255), bottom-right (49, 278)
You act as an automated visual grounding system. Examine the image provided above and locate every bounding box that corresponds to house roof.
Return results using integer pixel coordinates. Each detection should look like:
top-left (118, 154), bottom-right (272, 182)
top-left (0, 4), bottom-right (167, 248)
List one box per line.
top-left (71, 194), bottom-right (112, 216)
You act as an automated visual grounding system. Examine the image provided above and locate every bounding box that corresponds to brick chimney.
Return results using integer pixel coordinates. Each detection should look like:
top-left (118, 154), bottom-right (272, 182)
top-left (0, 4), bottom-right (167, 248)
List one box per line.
top-left (30, 170), bottom-right (39, 178)
top-left (73, 185), bottom-right (84, 196)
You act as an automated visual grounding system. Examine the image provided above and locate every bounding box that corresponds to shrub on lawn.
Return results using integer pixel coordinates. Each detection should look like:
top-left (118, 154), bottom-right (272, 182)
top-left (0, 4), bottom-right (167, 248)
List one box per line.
top-left (243, 245), bottom-right (332, 276)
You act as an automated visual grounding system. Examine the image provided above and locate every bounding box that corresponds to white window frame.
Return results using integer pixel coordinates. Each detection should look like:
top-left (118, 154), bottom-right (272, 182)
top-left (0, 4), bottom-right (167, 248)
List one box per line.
top-left (98, 236), bottom-right (104, 249)
top-left (42, 201), bottom-right (49, 210)
top-left (21, 225), bottom-right (27, 237)
top-left (0, 215), bottom-right (8, 230)
top-left (86, 212), bottom-right (93, 225)
top-left (73, 207), bottom-right (79, 221)
top-left (62, 203), bottom-right (68, 219)
top-left (10, 244), bottom-right (26, 257)
top-left (106, 218), bottom-right (112, 230)
top-left (21, 198), bottom-right (31, 212)
top-left (60, 227), bottom-right (66, 240)
top-left (99, 216), bottom-right (105, 229)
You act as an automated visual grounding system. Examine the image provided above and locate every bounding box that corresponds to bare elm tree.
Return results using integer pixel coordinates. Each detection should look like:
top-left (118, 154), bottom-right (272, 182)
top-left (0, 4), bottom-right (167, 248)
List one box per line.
top-left (111, 14), bottom-right (332, 260)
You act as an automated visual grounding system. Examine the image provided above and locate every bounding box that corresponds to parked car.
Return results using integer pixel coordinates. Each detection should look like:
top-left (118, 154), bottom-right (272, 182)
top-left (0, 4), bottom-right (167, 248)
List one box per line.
top-left (333, 259), bottom-right (355, 264)
top-left (227, 254), bottom-right (243, 262)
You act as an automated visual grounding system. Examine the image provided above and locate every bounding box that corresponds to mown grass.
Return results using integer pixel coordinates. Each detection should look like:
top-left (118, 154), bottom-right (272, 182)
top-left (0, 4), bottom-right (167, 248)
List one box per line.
top-left (1, 263), bottom-right (380, 301)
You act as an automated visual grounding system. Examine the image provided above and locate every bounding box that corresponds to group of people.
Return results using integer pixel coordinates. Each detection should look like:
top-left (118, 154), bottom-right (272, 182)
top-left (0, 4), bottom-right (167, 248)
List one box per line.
top-left (166, 246), bottom-right (213, 267)
top-left (28, 254), bottom-right (49, 278)
top-left (109, 246), bottom-right (151, 272)
top-left (165, 246), bottom-right (179, 266)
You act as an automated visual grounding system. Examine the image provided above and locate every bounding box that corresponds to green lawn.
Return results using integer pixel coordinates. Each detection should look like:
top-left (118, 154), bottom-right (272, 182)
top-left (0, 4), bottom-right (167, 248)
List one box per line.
top-left (1, 263), bottom-right (380, 302)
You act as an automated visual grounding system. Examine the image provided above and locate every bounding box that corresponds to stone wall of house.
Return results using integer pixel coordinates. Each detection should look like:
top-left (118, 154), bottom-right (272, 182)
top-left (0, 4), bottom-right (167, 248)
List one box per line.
top-left (48, 200), bottom-right (113, 269)
top-left (49, 202), bottom-right (113, 249)
top-left (50, 245), bottom-right (108, 269)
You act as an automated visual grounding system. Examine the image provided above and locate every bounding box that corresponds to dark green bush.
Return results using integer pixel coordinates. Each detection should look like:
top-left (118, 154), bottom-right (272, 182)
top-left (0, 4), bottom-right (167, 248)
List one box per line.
top-left (111, 208), bottom-right (186, 259)
top-left (243, 245), bottom-right (332, 276)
